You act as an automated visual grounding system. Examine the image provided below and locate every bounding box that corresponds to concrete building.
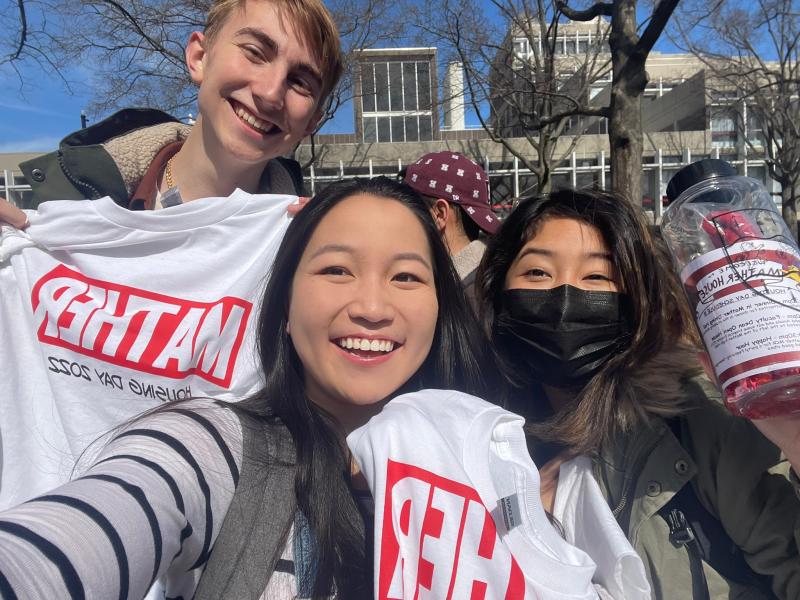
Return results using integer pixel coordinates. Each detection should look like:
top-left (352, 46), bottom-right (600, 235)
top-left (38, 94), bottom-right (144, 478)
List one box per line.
top-left (295, 36), bottom-right (780, 222)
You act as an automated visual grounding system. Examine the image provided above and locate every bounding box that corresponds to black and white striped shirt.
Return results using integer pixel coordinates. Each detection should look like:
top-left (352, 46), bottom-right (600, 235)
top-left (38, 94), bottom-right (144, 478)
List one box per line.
top-left (0, 400), bottom-right (311, 599)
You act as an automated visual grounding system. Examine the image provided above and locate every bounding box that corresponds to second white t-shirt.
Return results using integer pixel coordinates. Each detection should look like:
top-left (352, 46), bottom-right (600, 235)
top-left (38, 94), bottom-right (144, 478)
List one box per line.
top-left (347, 389), bottom-right (651, 600)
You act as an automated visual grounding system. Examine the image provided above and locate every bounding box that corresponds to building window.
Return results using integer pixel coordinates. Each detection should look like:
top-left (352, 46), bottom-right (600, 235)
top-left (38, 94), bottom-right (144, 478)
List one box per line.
top-left (363, 117), bottom-right (377, 143)
top-left (362, 66), bottom-right (376, 112)
top-left (417, 62), bottom-right (432, 110)
top-left (405, 115), bottom-right (419, 141)
top-left (514, 38), bottom-right (530, 60)
top-left (391, 115), bottom-right (404, 139)
top-left (389, 63), bottom-right (403, 110)
top-left (375, 63), bottom-right (389, 111)
top-left (746, 110), bottom-right (765, 148)
top-left (377, 116), bottom-right (390, 141)
top-left (748, 165), bottom-right (767, 185)
top-left (711, 111), bottom-right (737, 148)
top-left (403, 62), bottom-right (417, 110)
top-left (419, 115), bottom-right (433, 139)
top-left (360, 59), bottom-right (435, 143)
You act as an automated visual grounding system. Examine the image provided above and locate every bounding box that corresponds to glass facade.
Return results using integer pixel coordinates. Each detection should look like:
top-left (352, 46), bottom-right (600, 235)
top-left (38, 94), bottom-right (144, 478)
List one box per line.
top-left (360, 59), bottom-right (435, 143)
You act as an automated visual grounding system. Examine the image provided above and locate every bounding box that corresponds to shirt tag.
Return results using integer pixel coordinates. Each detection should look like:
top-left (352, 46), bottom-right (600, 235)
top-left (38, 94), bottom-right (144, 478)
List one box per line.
top-left (500, 494), bottom-right (522, 531)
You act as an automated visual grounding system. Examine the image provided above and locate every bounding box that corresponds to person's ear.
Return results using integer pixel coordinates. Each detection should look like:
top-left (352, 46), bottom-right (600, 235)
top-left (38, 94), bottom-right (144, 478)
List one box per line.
top-left (430, 199), bottom-right (449, 232)
top-left (186, 31), bottom-right (207, 85)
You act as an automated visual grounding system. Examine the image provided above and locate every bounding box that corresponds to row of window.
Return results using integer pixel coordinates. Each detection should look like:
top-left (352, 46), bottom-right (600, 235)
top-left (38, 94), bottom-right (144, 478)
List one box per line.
top-left (710, 112), bottom-right (765, 148)
top-left (513, 34), bottom-right (608, 59)
top-left (362, 114), bottom-right (434, 143)
top-left (361, 60), bottom-right (433, 114)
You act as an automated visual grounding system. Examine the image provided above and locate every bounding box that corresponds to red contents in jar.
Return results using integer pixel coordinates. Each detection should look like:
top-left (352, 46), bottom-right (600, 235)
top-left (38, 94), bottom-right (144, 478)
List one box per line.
top-left (702, 210), bottom-right (761, 248)
top-left (724, 367), bottom-right (800, 418)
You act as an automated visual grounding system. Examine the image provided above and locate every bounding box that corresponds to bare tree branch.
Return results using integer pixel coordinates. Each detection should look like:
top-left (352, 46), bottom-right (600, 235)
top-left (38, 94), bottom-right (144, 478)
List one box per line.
top-left (675, 0), bottom-right (800, 236)
top-left (411, 0), bottom-right (612, 194)
top-left (10, 0), bottom-right (29, 61)
top-left (638, 0), bottom-right (678, 55)
top-left (556, 0), bottom-right (680, 202)
top-left (557, 1), bottom-right (613, 20)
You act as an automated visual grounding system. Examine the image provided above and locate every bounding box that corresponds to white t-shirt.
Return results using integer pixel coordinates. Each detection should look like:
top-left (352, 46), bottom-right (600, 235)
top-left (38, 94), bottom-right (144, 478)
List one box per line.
top-left (553, 457), bottom-right (651, 599)
top-left (0, 191), bottom-right (293, 508)
top-left (347, 389), bottom-right (651, 600)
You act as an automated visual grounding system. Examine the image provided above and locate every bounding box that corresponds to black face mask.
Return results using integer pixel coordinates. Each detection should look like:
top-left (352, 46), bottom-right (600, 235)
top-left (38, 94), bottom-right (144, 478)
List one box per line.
top-left (493, 285), bottom-right (633, 389)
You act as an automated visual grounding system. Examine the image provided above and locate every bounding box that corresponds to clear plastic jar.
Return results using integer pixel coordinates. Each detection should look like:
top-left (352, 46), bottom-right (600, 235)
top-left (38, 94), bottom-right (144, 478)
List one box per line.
top-left (661, 159), bottom-right (800, 418)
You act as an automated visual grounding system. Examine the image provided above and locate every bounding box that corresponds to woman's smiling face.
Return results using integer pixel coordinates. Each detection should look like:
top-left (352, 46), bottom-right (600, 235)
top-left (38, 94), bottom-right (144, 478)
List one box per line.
top-left (286, 192), bottom-right (439, 430)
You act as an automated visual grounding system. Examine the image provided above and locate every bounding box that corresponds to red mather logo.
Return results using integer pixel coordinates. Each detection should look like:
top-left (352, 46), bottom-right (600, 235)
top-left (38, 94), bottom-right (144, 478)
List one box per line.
top-left (379, 460), bottom-right (526, 600)
top-left (31, 265), bottom-right (252, 388)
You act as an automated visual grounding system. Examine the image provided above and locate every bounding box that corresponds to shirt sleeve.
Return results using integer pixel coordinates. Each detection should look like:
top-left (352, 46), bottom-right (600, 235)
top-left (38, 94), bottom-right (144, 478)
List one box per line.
top-left (0, 399), bottom-right (244, 599)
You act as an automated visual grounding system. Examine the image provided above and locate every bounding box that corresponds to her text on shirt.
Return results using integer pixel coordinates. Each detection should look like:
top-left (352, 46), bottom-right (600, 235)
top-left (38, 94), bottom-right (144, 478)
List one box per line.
top-left (380, 459), bottom-right (525, 600)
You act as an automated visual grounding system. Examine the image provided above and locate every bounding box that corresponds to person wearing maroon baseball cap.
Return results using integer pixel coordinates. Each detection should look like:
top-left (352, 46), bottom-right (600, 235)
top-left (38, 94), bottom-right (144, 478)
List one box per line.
top-left (402, 152), bottom-right (498, 301)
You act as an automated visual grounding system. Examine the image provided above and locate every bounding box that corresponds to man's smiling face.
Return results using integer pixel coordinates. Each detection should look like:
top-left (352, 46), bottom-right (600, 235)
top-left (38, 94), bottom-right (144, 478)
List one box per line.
top-left (186, 0), bottom-right (324, 166)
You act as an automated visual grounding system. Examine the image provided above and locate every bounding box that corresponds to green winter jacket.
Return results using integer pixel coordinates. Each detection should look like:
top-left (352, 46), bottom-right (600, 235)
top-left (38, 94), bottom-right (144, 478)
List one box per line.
top-left (18, 108), bottom-right (304, 209)
top-left (593, 376), bottom-right (800, 600)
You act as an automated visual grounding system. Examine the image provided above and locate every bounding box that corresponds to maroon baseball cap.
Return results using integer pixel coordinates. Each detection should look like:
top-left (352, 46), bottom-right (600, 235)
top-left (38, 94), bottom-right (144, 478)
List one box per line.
top-left (403, 152), bottom-right (499, 235)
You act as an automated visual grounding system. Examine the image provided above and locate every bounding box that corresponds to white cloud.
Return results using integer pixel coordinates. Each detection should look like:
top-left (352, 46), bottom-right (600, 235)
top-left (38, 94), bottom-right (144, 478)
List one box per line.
top-left (0, 136), bottom-right (61, 153)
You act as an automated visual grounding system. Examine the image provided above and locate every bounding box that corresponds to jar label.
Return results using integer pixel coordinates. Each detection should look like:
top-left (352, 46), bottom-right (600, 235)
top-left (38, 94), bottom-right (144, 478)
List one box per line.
top-left (681, 239), bottom-right (800, 390)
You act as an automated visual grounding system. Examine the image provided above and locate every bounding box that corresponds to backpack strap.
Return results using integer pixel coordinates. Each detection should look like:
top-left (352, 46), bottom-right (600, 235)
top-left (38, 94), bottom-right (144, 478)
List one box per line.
top-left (658, 417), bottom-right (778, 599)
top-left (194, 413), bottom-right (297, 600)
top-left (262, 157), bottom-right (305, 196)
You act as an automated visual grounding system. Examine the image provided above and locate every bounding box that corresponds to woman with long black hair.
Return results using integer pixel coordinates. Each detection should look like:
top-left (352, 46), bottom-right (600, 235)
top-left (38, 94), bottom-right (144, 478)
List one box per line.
top-left (0, 177), bottom-right (493, 599)
top-left (477, 189), bottom-right (800, 599)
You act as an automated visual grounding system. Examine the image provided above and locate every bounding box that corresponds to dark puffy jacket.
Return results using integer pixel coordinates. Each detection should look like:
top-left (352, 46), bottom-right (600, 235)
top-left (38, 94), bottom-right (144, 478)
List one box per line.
top-left (19, 108), bottom-right (303, 209)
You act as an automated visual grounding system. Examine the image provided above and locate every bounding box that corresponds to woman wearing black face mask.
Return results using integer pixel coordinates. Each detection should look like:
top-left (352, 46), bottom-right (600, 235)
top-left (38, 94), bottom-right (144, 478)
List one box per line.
top-left (477, 189), bottom-right (800, 600)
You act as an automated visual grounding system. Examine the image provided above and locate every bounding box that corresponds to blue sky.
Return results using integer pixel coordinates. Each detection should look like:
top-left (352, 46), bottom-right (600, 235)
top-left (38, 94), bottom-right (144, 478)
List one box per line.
top-left (0, 84), bottom-right (92, 153)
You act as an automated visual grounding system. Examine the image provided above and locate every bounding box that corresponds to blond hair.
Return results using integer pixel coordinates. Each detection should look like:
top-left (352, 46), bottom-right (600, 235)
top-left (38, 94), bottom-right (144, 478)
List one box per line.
top-left (204, 0), bottom-right (343, 103)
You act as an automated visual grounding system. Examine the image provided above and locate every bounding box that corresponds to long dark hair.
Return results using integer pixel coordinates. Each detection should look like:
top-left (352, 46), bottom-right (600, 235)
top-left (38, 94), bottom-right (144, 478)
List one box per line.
top-left (477, 188), bottom-right (701, 454)
top-left (242, 176), bottom-right (493, 597)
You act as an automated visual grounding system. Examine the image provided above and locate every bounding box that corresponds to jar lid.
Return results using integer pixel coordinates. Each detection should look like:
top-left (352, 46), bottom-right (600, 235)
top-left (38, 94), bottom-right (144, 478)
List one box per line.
top-left (666, 159), bottom-right (738, 201)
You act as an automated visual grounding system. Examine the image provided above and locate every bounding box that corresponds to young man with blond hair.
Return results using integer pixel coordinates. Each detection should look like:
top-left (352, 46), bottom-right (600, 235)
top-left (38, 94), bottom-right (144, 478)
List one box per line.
top-left (13, 0), bottom-right (341, 211)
